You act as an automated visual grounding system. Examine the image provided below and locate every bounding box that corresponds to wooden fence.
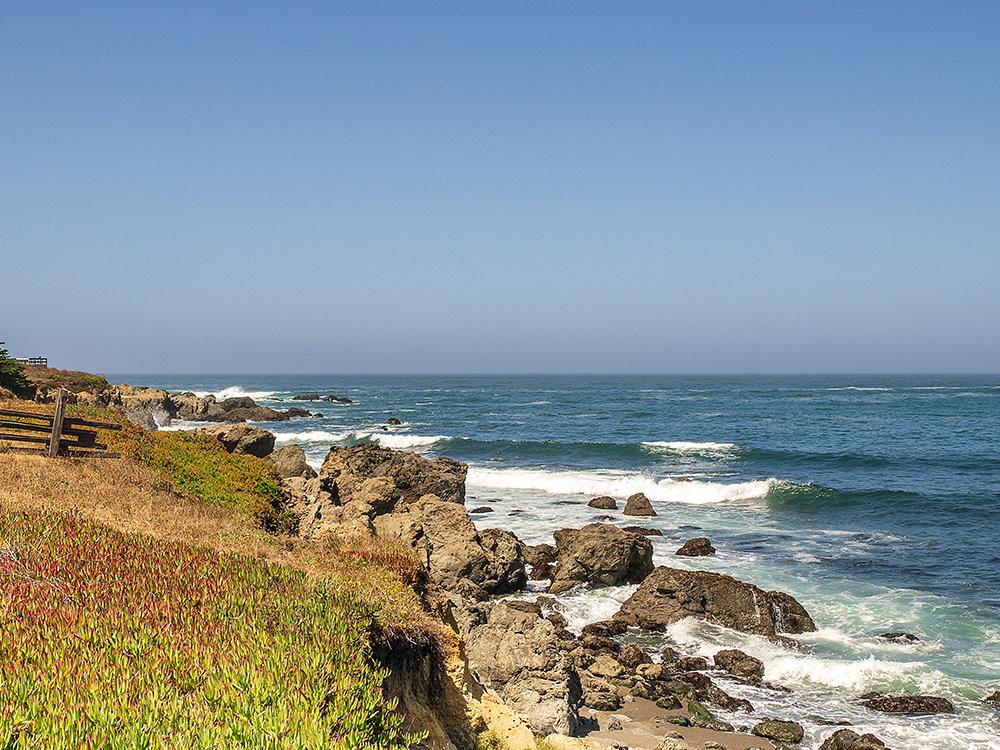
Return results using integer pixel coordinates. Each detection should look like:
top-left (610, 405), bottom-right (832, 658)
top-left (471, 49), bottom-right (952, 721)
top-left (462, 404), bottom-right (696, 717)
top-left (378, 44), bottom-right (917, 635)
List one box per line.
top-left (0, 388), bottom-right (121, 457)
top-left (13, 357), bottom-right (47, 366)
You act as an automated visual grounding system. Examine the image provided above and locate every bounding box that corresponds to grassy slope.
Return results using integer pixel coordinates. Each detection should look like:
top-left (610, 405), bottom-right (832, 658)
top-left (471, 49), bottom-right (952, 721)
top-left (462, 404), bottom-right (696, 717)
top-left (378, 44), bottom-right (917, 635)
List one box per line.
top-left (0, 397), bottom-right (438, 750)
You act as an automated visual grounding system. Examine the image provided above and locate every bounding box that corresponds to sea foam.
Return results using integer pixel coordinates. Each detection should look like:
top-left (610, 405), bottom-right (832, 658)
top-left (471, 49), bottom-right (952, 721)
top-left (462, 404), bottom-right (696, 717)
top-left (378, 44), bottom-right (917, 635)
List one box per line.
top-left (190, 385), bottom-right (276, 401)
top-left (466, 466), bottom-right (775, 504)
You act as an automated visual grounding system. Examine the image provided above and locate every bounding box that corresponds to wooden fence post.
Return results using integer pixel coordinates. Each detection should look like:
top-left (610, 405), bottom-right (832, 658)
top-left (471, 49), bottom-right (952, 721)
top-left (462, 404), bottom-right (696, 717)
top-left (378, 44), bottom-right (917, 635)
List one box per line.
top-left (48, 388), bottom-right (68, 457)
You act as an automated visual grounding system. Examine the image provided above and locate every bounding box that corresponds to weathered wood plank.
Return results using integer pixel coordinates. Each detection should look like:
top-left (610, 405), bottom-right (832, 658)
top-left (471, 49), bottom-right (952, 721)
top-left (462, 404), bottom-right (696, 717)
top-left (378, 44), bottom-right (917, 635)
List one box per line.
top-left (62, 416), bottom-right (122, 431)
top-left (0, 409), bottom-right (53, 423)
top-left (48, 389), bottom-right (68, 458)
top-left (0, 432), bottom-right (50, 444)
top-left (0, 432), bottom-right (107, 450)
top-left (0, 419), bottom-right (53, 434)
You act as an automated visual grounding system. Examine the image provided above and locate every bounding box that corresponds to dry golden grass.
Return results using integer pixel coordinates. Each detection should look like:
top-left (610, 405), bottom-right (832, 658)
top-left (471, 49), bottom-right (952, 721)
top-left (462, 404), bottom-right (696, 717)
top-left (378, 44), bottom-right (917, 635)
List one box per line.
top-left (0, 394), bottom-right (440, 636)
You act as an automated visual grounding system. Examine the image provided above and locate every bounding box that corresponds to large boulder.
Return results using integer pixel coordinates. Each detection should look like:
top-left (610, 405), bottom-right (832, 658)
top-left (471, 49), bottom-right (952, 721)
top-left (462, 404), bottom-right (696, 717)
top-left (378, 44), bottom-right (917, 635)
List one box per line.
top-left (267, 443), bottom-right (318, 479)
top-left (623, 492), bottom-right (656, 516)
top-left (614, 566), bottom-right (816, 636)
top-left (752, 719), bottom-right (804, 744)
top-left (374, 496), bottom-right (526, 598)
top-left (548, 524), bottom-right (654, 595)
top-left (463, 600), bottom-right (582, 736)
top-left (320, 443), bottom-right (466, 510)
top-left (193, 424), bottom-right (276, 458)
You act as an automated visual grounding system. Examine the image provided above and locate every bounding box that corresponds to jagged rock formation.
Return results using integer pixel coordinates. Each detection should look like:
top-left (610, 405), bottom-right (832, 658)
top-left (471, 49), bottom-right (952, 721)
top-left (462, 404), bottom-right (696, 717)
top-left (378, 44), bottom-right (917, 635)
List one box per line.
top-left (78, 385), bottom-right (302, 425)
top-left (548, 523), bottom-right (654, 594)
top-left (461, 600), bottom-right (582, 736)
top-left (266, 444), bottom-right (318, 479)
top-left (614, 566), bottom-right (816, 636)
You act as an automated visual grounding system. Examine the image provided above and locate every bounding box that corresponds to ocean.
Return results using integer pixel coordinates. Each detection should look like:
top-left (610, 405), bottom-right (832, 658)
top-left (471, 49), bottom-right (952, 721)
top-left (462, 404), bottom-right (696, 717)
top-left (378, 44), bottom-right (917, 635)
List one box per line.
top-left (110, 373), bottom-right (1000, 750)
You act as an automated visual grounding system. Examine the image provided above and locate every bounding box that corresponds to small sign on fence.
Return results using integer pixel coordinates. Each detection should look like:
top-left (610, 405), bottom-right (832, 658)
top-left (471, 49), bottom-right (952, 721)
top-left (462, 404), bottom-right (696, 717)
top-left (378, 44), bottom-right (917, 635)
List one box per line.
top-left (0, 388), bottom-right (121, 457)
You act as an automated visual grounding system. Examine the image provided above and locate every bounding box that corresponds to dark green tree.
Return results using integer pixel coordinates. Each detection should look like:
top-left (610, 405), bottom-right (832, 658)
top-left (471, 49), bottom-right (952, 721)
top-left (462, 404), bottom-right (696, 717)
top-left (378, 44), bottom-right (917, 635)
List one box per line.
top-left (0, 342), bottom-right (31, 396)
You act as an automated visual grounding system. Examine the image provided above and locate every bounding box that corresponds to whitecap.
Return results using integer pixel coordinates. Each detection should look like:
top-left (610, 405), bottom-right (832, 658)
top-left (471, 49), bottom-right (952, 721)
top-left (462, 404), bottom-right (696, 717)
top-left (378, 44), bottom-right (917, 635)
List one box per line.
top-left (189, 385), bottom-right (276, 400)
top-left (368, 434), bottom-right (450, 450)
top-left (466, 467), bottom-right (776, 505)
top-left (641, 440), bottom-right (737, 454)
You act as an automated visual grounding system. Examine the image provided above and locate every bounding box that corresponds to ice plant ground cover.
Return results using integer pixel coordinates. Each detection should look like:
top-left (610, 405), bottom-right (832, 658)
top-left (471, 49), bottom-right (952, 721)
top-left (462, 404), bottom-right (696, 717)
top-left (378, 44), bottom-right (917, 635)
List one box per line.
top-left (0, 509), bottom-right (423, 749)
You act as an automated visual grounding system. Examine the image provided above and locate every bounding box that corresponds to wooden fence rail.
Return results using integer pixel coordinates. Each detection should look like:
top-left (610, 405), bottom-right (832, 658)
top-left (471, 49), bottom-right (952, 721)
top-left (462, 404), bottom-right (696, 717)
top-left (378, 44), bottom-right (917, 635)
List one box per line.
top-left (0, 389), bottom-right (121, 457)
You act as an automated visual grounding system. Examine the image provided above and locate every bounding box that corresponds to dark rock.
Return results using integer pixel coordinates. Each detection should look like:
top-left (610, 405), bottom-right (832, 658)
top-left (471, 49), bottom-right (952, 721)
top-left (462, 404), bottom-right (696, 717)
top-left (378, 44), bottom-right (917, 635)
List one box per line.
top-left (623, 492), bottom-right (656, 516)
top-left (714, 649), bottom-right (765, 680)
top-left (588, 496), bottom-right (617, 510)
top-left (818, 728), bottom-right (889, 750)
top-left (660, 646), bottom-right (681, 664)
top-left (752, 719), bottom-right (804, 744)
top-left (478, 528), bottom-right (529, 593)
top-left (983, 690), bottom-right (1000, 706)
top-left (618, 643), bottom-right (652, 669)
top-left (878, 632), bottom-right (919, 643)
top-left (654, 695), bottom-right (682, 710)
top-left (579, 635), bottom-right (621, 655)
top-left (293, 394), bottom-right (321, 401)
top-left (469, 506), bottom-right (494, 514)
top-left (525, 543), bottom-right (558, 580)
top-left (464, 600), bottom-right (582, 736)
top-left (549, 523), bottom-right (654, 594)
top-left (673, 672), bottom-right (753, 712)
top-left (616, 566), bottom-right (816, 636)
top-left (581, 620), bottom-right (628, 638)
top-left (387, 417), bottom-right (402, 426)
top-left (858, 692), bottom-right (954, 714)
top-left (284, 407), bottom-right (312, 418)
top-left (675, 537), bottom-right (716, 556)
top-left (193, 424), bottom-right (276, 458)
top-left (268, 443), bottom-right (318, 479)
top-left (677, 656), bottom-right (708, 672)
top-left (623, 526), bottom-right (663, 536)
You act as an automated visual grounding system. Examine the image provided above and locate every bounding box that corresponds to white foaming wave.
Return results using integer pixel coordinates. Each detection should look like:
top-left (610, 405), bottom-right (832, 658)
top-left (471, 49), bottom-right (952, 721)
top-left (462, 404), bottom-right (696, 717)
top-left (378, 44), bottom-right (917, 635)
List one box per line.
top-left (466, 467), bottom-right (776, 505)
top-left (190, 386), bottom-right (276, 400)
top-left (274, 430), bottom-right (355, 444)
top-left (369, 434), bottom-right (450, 450)
top-left (273, 430), bottom-right (450, 451)
top-left (642, 441), bottom-right (737, 454)
top-left (827, 387), bottom-right (893, 392)
top-left (766, 652), bottom-right (915, 690)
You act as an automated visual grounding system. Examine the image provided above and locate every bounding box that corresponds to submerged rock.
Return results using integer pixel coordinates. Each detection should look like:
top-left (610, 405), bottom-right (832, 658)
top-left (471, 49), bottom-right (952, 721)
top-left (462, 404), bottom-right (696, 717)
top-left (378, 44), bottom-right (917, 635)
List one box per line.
top-left (858, 692), bottom-right (955, 714)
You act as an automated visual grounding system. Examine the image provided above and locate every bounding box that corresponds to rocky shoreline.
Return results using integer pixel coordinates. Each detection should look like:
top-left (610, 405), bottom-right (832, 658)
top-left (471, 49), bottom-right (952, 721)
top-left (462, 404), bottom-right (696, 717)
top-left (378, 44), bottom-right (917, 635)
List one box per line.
top-left (180, 415), bottom-right (974, 750)
top-left (74, 386), bottom-right (984, 750)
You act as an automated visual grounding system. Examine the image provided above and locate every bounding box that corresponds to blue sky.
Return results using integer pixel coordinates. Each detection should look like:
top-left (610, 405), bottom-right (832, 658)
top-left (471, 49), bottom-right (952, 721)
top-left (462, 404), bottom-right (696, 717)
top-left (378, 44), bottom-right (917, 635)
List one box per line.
top-left (2, 2), bottom-right (998, 373)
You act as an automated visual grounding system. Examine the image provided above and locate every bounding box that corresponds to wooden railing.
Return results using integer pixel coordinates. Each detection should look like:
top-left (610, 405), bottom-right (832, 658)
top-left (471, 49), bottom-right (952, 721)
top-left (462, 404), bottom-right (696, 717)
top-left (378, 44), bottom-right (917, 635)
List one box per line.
top-left (13, 357), bottom-right (47, 366)
top-left (0, 389), bottom-right (121, 457)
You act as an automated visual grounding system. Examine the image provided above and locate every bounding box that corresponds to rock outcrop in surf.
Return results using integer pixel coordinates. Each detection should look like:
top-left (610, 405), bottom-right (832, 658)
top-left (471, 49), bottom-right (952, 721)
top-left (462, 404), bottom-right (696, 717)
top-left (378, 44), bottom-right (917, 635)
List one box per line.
top-left (614, 565), bottom-right (817, 636)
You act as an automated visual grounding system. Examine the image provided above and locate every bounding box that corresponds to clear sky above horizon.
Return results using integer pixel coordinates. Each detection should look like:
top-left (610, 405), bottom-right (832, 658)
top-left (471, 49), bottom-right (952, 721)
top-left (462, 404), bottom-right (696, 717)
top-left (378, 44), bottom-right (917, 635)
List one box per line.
top-left (2, 2), bottom-right (998, 374)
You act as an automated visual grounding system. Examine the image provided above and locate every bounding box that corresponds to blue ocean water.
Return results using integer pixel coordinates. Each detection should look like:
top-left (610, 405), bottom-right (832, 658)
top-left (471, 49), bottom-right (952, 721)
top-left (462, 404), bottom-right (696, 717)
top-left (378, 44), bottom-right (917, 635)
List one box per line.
top-left (111, 374), bottom-right (1000, 749)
